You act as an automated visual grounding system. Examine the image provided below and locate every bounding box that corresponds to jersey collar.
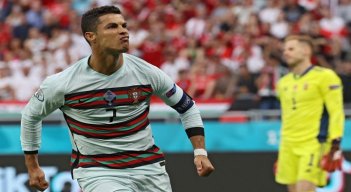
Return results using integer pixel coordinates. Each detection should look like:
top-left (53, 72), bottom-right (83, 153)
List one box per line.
top-left (293, 65), bottom-right (314, 79)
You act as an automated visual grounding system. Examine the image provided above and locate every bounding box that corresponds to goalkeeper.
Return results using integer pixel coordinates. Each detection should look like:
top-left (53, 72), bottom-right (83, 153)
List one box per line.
top-left (275, 35), bottom-right (345, 192)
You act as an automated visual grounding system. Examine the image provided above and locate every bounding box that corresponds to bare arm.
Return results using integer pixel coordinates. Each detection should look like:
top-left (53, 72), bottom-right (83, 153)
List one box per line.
top-left (189, 135), bottom-right (205, 149)
top-left (189, 135), bottom-right (215, 177)
top-left (24, 154), bottom-right (49, 191)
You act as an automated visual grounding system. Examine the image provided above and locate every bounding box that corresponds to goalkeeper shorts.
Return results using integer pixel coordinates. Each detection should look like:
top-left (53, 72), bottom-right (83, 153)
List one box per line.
top-left (275, 139), bottom-right (330, 186)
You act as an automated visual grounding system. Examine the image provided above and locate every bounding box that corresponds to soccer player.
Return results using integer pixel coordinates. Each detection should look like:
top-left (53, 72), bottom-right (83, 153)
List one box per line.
top-left (21, 6), bottom-right (214, 192)
top-left (275, 35), bottom-right (345, 192)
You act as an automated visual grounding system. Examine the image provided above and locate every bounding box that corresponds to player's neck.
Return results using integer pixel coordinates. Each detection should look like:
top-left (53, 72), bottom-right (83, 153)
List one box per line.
top-left (89, 53), bottom-right (123, 75)
top-left (291, 60), bottom-right (311, 75)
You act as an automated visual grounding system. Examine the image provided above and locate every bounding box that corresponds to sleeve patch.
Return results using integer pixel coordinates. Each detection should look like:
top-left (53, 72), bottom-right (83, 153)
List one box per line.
top-left (329, 85), bottom-right (340, 90)
top-left (34, 89), bottom-right (44, 102)
top-left (171, 92), bottom-right (194, 114)
top-left (165, 84), bottom-right (177, 98)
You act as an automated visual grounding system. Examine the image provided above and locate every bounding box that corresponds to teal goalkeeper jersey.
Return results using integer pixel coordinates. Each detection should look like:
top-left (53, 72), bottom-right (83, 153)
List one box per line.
top-left (277, 66), bottom-right (344, 143)
top-left (21, 53), bottom-right (204, 178)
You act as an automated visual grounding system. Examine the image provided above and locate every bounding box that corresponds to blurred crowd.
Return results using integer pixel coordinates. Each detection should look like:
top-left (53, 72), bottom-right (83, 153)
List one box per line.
top-left (1, 0), bottom-right (351, 110)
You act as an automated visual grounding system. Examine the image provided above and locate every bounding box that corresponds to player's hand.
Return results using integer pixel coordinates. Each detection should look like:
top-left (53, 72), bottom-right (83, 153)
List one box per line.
top-left (273, 160), bottom-right (277, 175)
top-left (28, 167), bottom-right (49, 191)
top-left (194, 155), bottom-right (215, 177)
top-left (320, 139), bottom-right (343, 172)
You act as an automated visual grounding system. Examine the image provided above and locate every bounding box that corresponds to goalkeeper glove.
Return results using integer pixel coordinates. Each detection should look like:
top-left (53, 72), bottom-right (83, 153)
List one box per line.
top-left (273, 160), bottom-right (277, 176)
top-left (320, 138), bottom-right (343, 172)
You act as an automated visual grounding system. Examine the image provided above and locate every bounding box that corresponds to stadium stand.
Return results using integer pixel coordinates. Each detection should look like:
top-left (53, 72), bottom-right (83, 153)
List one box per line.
top-left (0, 0), bottom-right (351, 112)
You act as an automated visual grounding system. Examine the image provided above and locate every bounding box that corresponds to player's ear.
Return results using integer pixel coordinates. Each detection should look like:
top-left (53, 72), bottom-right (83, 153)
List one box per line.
top-left (301, 44), bottom-right (310, 56)
top-left (85, 32), bottom-right (96, 44)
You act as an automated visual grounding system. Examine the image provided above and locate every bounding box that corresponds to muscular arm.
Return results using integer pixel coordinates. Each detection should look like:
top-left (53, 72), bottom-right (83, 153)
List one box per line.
top-left (189, 135), bottom-right (215, 177)
top-left (24, 154), bottom-right (48, 191)
top-left (189, 135), bottom-right (205, 149)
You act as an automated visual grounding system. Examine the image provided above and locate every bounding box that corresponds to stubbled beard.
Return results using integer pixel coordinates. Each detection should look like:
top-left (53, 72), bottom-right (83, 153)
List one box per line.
top-left (287, 58), bottom-right (303, 69)
top-left (106, 47), bottom-right (129, 56)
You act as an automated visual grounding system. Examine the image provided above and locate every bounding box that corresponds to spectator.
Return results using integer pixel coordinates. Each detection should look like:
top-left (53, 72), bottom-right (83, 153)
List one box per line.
top-left (185, 4), bottom-right (207, 39)
top-left (128, 20), bottom-right (149, 56)
top-left (298, 0), bottom-right (318, 11)
top-left (11, 60), bottom-right (40, 101)
top-left (319, 6), bottom-right (348, 39)
top-left (229, 64), bottom-right (259, 111)
top-left (336, 0), bottom-right (351, 25)
top-left (0, 0), bottom-right (13, 21)
top-left (258, 0), bottom-right (281, 24)
top-left (11, 13), bottom-right (31, 41)
top-left (256, 55), bottom-right (283, 110)
top-left (161, 49), bottom-right (190, 81)
top-left (0, 0), bottom-right (350, 112)
top-left (8, 38), bottom-right (26, 60)
top-left (283, 0), bottom-right (306, 22)
top-left (0, 61), bottom-right (15, 100)
top-left (237, 64), bottom-right (258, 96)
top-left (188, 60), bottom-right (215, 98)
top-left (26, 0), bottom-right (44, 29)
top-left (176, 69), bottom-right (192, 93)
top-left (41, 11), bottom-right (59, 38)
top-left (24, 27), bottom-right (47, 56)
top-left (203, 62), bottom-right (236, 100)
top-left (232, 0), bottom-right (258, 25)
top-left (0, 21), bottom-right (12, 45)
top-left (270, 12), bottom-right (289, 39)
top-left (5, 5), bottom-right (24, 28)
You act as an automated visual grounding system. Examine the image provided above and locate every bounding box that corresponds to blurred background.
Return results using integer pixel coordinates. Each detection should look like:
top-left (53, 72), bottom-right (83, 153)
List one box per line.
top-left (0, 0), bottom-right (351, 191)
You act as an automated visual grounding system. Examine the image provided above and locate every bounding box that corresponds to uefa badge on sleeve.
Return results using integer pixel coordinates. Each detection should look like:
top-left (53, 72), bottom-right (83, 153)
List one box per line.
top-left (34, 88), bottom-right (44, 102)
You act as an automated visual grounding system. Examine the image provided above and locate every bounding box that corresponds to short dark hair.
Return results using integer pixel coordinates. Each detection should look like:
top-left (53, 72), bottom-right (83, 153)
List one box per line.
top-left (81, 6), bottom-right (122, 42)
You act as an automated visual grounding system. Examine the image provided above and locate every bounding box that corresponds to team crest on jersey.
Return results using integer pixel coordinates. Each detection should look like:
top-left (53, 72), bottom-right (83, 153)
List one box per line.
top-left (303, 83), bottom-right (309, 90)
top-left (104, 90), bottom-right (116, 106)
top-left (34, 88), bottom-right (44, 102)
top-left (128, 88), bottom-right (142, 104)
top-left (293, 85), bottom-right (298, 91)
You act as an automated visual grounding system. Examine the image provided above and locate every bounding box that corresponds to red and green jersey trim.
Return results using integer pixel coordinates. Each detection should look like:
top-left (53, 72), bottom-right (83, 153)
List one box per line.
top-left (70, 145), bottom-right (165, 169)
top-left (64, 85), bottom-right (153, 109)
top-left (64, 107), bottom-right (150, 139)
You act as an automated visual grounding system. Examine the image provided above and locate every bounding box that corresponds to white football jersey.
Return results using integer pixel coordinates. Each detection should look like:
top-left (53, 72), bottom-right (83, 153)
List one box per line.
top-left (21, 53), bottom-right (203, 178)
